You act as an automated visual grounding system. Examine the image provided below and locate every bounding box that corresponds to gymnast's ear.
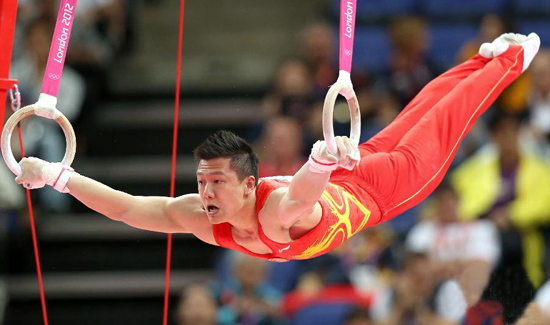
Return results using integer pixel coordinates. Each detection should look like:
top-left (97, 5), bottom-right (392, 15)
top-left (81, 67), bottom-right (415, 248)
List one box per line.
top-left (244, 175), bottom-right (256, 195)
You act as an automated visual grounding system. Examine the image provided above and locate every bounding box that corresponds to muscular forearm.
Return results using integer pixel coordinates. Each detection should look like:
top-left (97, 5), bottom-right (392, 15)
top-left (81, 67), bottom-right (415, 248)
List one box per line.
top-left (67, 174), bottom-right (186, 233)
top-left (288, 163), bottom-right (330, 206)
top-left (278, 163), bottom-right (330, 225)
top-left (67, 174), bottom-right (139, 221)
top-left (16, 157), bottom-right (186, 233)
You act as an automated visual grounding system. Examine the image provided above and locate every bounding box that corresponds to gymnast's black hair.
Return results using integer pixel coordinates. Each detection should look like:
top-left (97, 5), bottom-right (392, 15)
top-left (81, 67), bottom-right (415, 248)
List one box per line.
top-left (194, 130), bottom-right (259, 185)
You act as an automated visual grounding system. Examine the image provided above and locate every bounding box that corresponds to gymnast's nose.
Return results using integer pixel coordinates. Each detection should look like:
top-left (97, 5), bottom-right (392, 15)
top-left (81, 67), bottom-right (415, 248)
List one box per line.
top-left (203, 184), bottom-right (215, 199)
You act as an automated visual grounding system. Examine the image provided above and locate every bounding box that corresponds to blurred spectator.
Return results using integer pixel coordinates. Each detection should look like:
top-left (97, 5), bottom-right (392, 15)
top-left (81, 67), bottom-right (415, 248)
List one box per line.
top-left (282, 274), bottom-right (371, 323)
top-left (359, 91), bottom-right (400, 143)
top-left (406, 182), bottom-right (500, 316)
top-left (34, 0), bottom-right (128, 118)
top-left (256, 116), bottom-right (306, 178)
top-left (10, 18), bottom-right (85, 212)
top-left (384, 252), bottom-right (452, 325)
top-left (213, 252), bottom-right (283, 325)
top-left (73, 0), bottom-right (127, 53)
top-left (0, 163), bottom-right (25, 275)
top-left (527, 49), bottom-right (550, 149)
top-left (458, 14), bottom-right (531, 113)
top-left (339, 225), bottom-right (399, 323)
top-left (37, 0), bottom-right (124, 61)
top-left (452, 113), bottom-right (550, 288)
top-left (298, 22), bottom-right (369, 98)
top-left (462, 300), bottom-right (504, 325)
top-left (176, 284), bottom-right (218, 325)
top-left (299, 22), bottom-right (337, 97)
top-left (472, 265), bottom-right (534, 324)
top-left (458, 15), bottom-right (507, 62)
top-left (0, 163), bottom-right (25, 212)
top-left (11, 18), bottom-right (85, 123)
top-left (378, 16), bottom-right (435, 108)
top-left (16, 0), bottom-right (42, 21)
top-left (263, 59), bottom-right (314, 124)
top-left (343, 307), bottom-right (372, 325)
top-left (67, 0), bottom-right (127, 116)
top-left (16, 0), bottom-right (126, 60)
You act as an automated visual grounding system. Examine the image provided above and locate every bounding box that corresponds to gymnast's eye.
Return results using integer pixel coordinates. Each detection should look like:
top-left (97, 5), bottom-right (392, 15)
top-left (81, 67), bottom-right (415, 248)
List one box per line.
top-left (197, 180), bottom-right (204, 185)
top-left (214, 180), bottom-right (222, 184)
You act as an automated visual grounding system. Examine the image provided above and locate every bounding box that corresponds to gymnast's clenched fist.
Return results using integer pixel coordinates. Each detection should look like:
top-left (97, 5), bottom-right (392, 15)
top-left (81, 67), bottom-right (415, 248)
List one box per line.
top-left (15, 157), bottom-right (75, 193)
top-left (308, 136), bottom-right (360, 174)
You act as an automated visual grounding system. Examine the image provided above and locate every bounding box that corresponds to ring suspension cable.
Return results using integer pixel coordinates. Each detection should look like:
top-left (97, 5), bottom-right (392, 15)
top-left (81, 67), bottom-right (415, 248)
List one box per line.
top-left (0, 0), bottom-right (50, 322)
top-left (7, 77), bottom-right (50, 325)
top-left (322, 0), bottom-right (361, 154)
top-left (3, 1), bottom-right (79, 323)
top-left (163, 0), bottom-right (186, 324)
top-left (17, 129), bottom-right (49, 325)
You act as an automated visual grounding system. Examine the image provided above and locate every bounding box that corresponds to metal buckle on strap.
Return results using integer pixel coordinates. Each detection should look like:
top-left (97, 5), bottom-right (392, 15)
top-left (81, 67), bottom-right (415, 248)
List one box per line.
top-left (9, 83), bottom-right (20, 112)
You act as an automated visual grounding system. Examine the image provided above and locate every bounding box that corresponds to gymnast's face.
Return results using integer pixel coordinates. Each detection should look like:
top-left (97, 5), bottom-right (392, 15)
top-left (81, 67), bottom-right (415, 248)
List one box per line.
top-left (196, 158), bottom-right (255, 224)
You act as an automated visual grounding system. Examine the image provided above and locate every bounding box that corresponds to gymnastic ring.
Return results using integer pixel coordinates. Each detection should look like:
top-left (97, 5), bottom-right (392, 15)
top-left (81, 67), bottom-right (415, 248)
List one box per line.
top-left (1, 104), bottom-right (76, 176)
top-left (322, 81), bottom-right (361, 156)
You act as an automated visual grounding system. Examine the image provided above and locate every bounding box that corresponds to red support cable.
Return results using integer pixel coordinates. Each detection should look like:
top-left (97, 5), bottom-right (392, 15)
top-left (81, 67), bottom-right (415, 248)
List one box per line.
top-left (17, 127), bottom-right (49, 325)
top-left (163, 0), bottom-right (186, 324)
top-left (1, 2), bottom-right (50, 324)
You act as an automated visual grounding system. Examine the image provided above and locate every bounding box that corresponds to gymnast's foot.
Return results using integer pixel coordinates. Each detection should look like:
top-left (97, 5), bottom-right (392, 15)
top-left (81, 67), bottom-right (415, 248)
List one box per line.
top-left (479, 32), bottom-right (540, 71)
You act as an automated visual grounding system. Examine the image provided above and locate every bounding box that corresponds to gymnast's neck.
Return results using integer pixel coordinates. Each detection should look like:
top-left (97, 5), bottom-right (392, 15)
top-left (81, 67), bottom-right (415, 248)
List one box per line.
top-left (227, 191), bottom-right (259, 237)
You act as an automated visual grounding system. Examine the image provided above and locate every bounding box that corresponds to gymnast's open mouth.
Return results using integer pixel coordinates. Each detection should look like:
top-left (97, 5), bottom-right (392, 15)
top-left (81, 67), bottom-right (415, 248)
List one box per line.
top-left (206, 205), bottom-right (219, 215)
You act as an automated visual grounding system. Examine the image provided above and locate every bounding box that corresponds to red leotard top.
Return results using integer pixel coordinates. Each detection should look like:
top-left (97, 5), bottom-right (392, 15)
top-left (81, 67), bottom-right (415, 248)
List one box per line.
top-left (212, 175), bottom-right (381, 261)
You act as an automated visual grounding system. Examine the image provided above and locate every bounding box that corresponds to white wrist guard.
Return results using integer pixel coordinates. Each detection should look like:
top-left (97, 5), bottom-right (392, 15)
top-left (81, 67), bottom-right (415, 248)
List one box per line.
top-left (308, 141), bottom-right (338, 174)
top-left (43, 162), bottom-right (76, 193)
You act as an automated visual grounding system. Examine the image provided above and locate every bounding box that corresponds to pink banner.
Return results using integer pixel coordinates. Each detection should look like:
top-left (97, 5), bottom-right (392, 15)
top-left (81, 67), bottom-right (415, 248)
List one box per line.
top-left (339, 0), bottom-right (357, 73)
top-left (41, 0), bottom-right (78, 97)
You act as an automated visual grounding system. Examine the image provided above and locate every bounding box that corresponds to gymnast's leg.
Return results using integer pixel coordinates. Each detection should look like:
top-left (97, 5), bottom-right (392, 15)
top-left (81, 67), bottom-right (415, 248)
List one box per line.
top-left (356, 34), bottom-right (540, 222)
top-left (360, 53), bottom-right (490, 156)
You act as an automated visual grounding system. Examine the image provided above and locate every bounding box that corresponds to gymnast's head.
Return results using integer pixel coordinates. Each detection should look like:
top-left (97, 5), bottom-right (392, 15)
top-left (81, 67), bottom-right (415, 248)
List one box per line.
top-left (194, 130), bottom-right (259, 223)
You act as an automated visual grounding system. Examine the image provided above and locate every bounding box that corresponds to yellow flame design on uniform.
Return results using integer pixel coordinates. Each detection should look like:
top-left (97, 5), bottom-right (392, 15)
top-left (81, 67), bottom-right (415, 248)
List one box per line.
top-left (293, 183), bottom-right (371, 259)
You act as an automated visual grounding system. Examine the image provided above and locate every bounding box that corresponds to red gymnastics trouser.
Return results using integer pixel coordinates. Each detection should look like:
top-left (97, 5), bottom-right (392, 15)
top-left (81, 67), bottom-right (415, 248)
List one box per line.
top-left (355, 45), bottom-right (525, 222)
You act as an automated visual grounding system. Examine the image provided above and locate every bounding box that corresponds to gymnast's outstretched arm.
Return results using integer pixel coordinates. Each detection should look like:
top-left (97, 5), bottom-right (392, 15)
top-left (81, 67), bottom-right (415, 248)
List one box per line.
top-left (15, 157), bottom-right (209, 235)
top-left (67, 173), bottom-right (198, 233)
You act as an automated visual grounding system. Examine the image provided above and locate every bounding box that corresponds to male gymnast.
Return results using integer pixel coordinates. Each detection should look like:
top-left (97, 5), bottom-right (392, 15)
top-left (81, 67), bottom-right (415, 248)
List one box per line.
top-left (15, 33), bottom-right (540, 262)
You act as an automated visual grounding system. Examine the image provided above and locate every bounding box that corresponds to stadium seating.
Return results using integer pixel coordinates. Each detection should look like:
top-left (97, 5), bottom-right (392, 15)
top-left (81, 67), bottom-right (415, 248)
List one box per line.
top-left (517, 20), bottom-right (550, 49)
top-left (346, 27), bottom-right (391, 74)
top-left (420, 0), bottom-right (506, 20)
top-left (511, 0), bottom-right (550, 17)
top-left (428, 24), bottom-right (478, 72)
top-left (332, 0), bottom-right (418, 22)
top-left (291, 303), bottom-right (353, 325)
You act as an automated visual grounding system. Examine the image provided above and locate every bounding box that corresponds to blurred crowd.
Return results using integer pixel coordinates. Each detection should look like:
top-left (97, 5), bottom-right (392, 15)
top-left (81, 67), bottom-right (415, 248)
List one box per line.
top-left (3, 1), bottom-right (550, 325)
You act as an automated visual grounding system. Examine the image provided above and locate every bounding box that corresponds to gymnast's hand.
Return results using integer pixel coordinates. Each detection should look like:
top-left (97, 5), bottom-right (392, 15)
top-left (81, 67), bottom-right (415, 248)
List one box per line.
top-left (334, 136), bottom-right (360, 170)
top-left (309, 136), bottom-right (360, 173)
top-left (15, 157), bottom-right (71, 191)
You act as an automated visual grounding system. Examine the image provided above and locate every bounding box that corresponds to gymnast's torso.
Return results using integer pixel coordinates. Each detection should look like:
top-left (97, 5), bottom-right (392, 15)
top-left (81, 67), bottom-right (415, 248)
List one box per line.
top-left (212, 175), bottom-right (381, 261)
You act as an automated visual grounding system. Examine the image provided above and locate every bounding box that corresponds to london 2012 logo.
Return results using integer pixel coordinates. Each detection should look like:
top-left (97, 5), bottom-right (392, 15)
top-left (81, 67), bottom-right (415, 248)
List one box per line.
top-left (344, 1), bottom-right (354, 38)
top-left (48, 73), bottom-right (60, 80)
